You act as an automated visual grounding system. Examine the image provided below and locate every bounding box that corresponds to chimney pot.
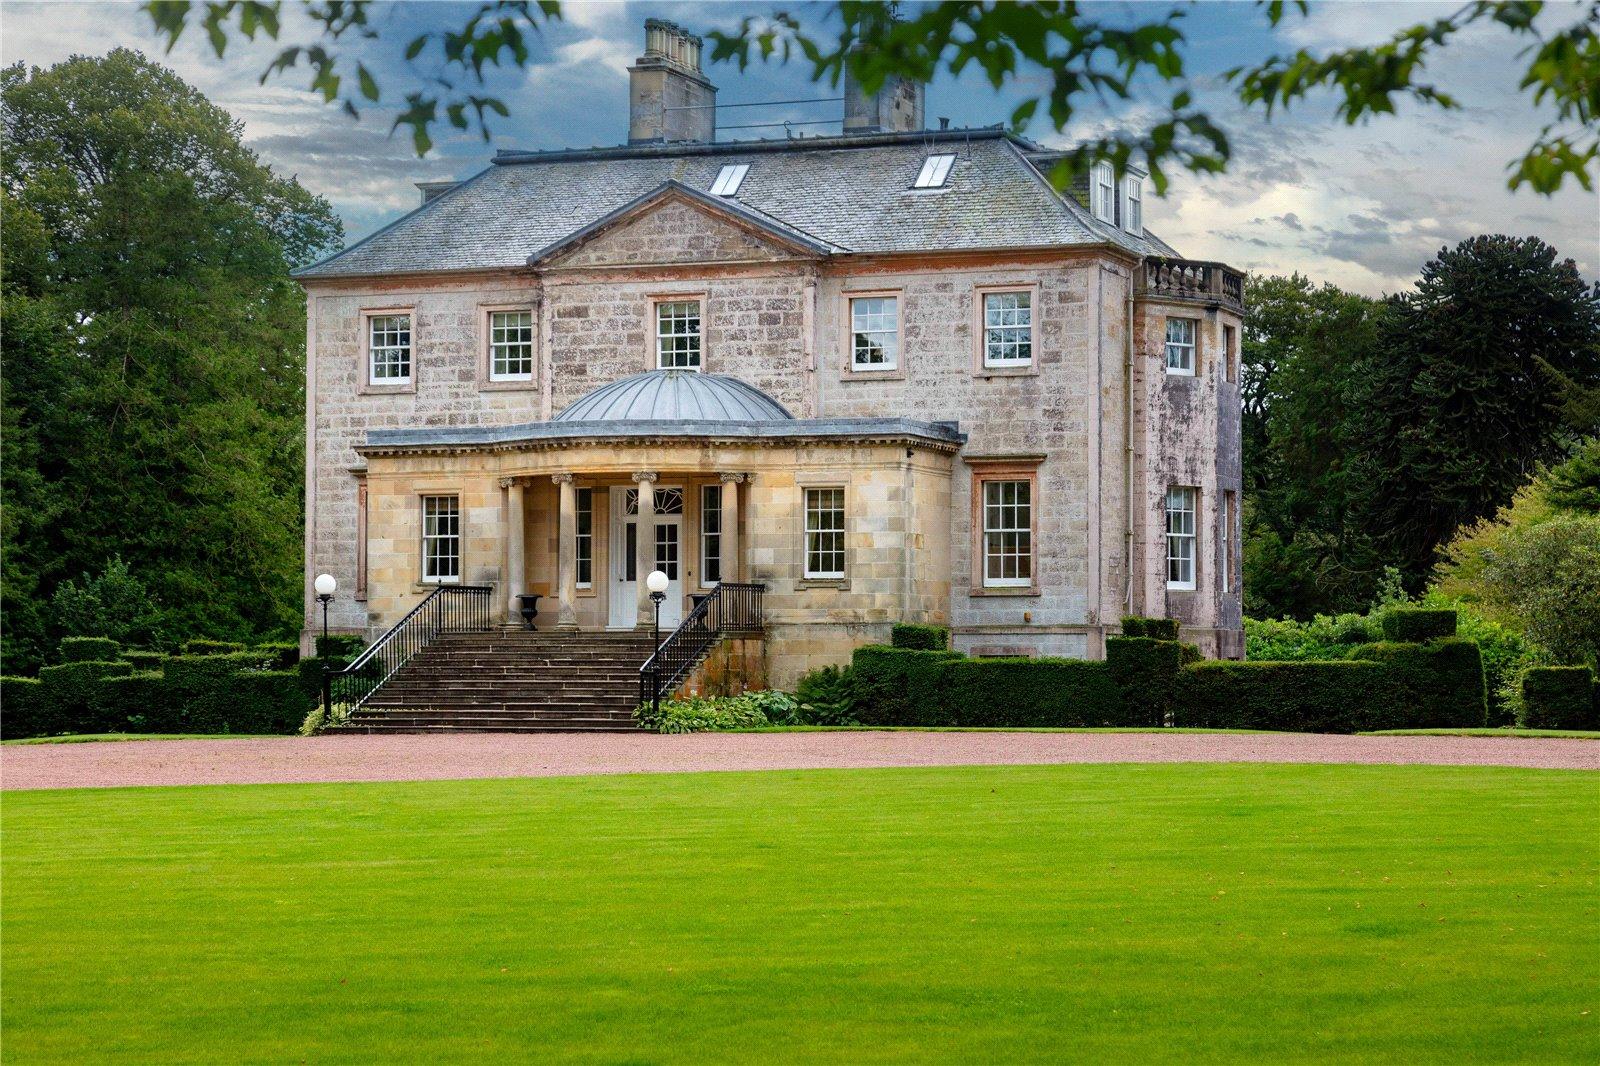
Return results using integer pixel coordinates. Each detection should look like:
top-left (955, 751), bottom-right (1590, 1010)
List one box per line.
top-left (630, 19), bottom-right (717, 144)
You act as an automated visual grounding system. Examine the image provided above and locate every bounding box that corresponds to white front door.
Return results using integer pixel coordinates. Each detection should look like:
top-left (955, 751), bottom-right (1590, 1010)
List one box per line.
top-left (608, 485), bottom-right (684, 629)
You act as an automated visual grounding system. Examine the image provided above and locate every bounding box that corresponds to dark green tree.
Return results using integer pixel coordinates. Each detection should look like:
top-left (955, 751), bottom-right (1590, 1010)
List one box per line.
top-left (1, 50), bottom-right (341, 673)
top-left (1348, 235), bottom-right (1600, 587)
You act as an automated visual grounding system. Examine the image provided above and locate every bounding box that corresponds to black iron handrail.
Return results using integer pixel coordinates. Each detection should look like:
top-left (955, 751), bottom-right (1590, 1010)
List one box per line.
top-left (323, 584), bottom-right (494, 719)
top-left (639, 581), bottom-right (765, 709)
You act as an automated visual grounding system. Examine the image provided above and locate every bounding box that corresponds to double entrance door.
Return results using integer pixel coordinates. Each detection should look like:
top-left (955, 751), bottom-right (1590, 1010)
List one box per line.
top-left (607, 484), bottom-right (684, 629)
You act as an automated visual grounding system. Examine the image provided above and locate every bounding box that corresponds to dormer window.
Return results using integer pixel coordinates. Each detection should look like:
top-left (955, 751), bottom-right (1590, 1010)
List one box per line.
top-left (1091, 161), bottom-right (1117, 223)
top-left (1123, 175), bottom-right (1143, 236)
top-left (913, 154), bottom-right (956, 189)
top-left (710, 163), bottom-right (749, 196)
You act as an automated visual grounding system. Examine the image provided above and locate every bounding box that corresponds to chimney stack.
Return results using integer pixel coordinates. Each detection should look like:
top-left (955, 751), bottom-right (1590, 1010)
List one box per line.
top-left (843, 64), bottom-right (925, 134)
top-left (628, 19), bottom-right (717, 144)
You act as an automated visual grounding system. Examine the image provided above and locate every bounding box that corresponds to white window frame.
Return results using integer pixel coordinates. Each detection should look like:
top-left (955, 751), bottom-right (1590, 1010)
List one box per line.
top-left (576, 487), bottom-right (593, 589)
top-left (487, 308), bottom-right (535, 382)
top-left (982, 479), bottom-right (1034, 588)
top-left (803, 486), bottom-right (846, 579)
top-left (913, 153), bottom-right (956, 189)
top-left (980, 289), bottom-right (1034, 369)
top-left (848, 294), bottom-right (900, 372)
top-left (1166, 486), bottom-right (1198, 591)
top-left (420, 494), bottom-right (461, 584)
top-left (1165, 317), bottom-right (1197, 376)
top-left (1091, 161), bottom-right (1117, 222)
top-left (1122, 175), bottom-right (1143, 235)
top-left (367, 312), bottom-right (412, 386)
top-left (700, 484), bottom-right (722, 588)
top-left (654, 298), bottom-right (702, 370)
top-left (710, 163), bottom-right (749, 196)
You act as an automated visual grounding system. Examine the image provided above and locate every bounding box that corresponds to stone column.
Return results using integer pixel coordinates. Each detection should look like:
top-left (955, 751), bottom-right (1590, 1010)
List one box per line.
top-left (501, 478), bottom-right (525, 625)
top-left (719, 472), bottom-right (746, 584)
top-left (553, 473), bottom-right (578, 631)
top-left (633, 470), bottom-right (658, 627)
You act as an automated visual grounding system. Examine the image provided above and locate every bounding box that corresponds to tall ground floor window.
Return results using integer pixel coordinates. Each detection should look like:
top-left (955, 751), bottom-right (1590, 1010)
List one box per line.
top-left (1166, 486), bottom-right (1197, 590)
top-left (982, 479), bottom-right (1033, 587)
top-left (804, 487), bottom-right (845, 578)
top-left (421, 495), bottom-right (460, 583)
top-left (576, 488), bottom-right (592, 588)
top-left (700, 484), bottom-right (722, 585)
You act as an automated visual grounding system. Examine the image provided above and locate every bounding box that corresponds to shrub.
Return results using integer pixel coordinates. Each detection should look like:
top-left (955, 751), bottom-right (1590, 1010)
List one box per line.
top-left (1347, 638), bottom-right (1487, 729)
top-left (60, 636), bottom-right (120, 662)
top-left (119, 649), bottom-right (167, 671)
top-left (1122, 617), bottom-right (1179, 641)
top-left (1520, 666), bottom-right (1599, 729)
top-left (938, 657), bottom-right (1127, 727)
top-left (32, 660), bottom-right (134, 737)
top-left (636, 694), bottom-right (770, 734)
top-left (1335, 622), bottom-right (1373, 645)
top-left (1106, 637), bottom-right (1184, 726)
top-left (851, 646), bottom-right (965, 725)
top-left (98, 672), bottom-right (176, 732)
top-left (316, 634), bottom-right (366, 659)
top-left (182, 639), bottom-right (247, 656)
top-left (0, 676), bottom-right (45, 739)
top-left (1175, 660), bottom-right (1389, 733)
top-left (1245, 612), bottom-right (1382, 662)
top-left (891, 623), bottom-right (949, 651)
top-left (739, 689), bottom-right (800, 724)
top-left (164, 652), bottom-right (288, 733)
top-left (229, 670), bottom-right (315, 733)
top-left (1382, 608), bottom-right (1459, 643)
top-left (794, 665), bottom-right (858, 725)
top-left (249, 642), bottom-right (300, 670)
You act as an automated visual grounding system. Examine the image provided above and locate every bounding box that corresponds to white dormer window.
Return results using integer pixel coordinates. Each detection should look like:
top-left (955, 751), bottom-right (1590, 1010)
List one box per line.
top-left (913, 154), bottom-right (956, 189)
top-left (1123, 175), bottom-right (1143, 235)
top-left (1091, 161), bottom-right (1117, 222)
top-left (710, 163), bottom-right (749, 196)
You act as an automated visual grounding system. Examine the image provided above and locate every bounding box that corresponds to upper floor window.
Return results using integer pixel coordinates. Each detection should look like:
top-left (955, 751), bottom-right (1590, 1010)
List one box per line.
top-left (421, 494), bottom-right (460, 583)
top-left (1090, 161), bottom-right (1117, 222)
top-left (1166, 486), bottom-right (1197, 590)
top-left (913, 154), bottom-right (956, 189)
top-left (369, 313), bottom-right (412, 384)
top-left (850, 295), bottom-right (899, 371)
top-left (982, 479), bottom-right (1034, 588)
top-left (656, 299), bottom-right (701, 369)
top-left (982, 290), bottom-right (1033, 367)
top-left (1165, 318), bottom-right (1197, 376)
top-left (1122, 175), bottom-right (1143, 235)
top-left (804, 487), bottom-right (846, 579)
top-left (488, 309), bottom-right (534, 381)
top-left (710, 163), bottom-right (749, 196)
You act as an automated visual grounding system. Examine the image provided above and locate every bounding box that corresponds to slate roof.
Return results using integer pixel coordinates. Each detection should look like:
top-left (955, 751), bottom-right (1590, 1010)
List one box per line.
top-left (296, 128), bottom-right (1175, 279)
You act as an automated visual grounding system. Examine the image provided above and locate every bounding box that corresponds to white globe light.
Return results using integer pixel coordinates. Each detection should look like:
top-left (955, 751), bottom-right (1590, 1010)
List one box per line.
top-left (314, 573), bottom-right (337, 597)
top-left (645, 569), bottom-right (670, 594)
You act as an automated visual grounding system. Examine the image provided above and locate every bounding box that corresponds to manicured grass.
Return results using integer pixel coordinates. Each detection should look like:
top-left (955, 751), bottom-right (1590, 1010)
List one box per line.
top-left (1361, 728), bottom-right (1600, 740)
top-left (734, 725), bottom-right (1279, 734)
top-left (2, 733), bottom-right (281, 745)
top-left (5, 765), bottom-right (1597, 1063)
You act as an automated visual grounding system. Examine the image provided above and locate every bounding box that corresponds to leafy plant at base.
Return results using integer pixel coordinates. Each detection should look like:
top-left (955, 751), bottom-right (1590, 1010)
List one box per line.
top-left (794, 665), bottom-right (858, 725)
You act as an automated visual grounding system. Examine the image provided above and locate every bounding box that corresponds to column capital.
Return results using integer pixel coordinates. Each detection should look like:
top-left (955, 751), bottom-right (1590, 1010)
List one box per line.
top-left (550, 472), bottom-right (574, 485)
top-left (499, 477), bottom-right (520, 490)
top-left (631, 470), bottom-right (659, 484)
top-left (718, 471), bottom-right (748, 484)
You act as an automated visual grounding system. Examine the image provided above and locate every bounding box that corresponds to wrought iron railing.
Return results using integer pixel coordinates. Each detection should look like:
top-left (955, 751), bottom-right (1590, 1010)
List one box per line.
top-left (322, 584), bottom-right (494, 718)
top-left (1137, 256), bottom-right (1245, 312)
top-left (638, 581), bottom-right (765, 710)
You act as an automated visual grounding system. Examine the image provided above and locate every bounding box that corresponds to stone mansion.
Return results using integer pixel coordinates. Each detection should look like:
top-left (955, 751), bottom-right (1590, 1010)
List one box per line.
top-left (298, 19), bottom-right (1245, 691)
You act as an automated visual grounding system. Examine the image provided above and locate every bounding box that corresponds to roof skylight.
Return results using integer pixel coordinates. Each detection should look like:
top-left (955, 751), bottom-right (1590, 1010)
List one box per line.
top-left (913, 153), bottom-right (956, 189)
top-left (710, 163), bottom-right (750, 196)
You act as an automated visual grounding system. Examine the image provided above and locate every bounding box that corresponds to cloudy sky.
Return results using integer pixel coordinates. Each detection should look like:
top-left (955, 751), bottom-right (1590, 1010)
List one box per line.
top-left (4, 1), bottom-right (1595, 294)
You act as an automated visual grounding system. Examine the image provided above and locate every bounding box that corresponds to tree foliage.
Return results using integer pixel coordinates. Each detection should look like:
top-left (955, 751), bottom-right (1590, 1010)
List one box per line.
top-left (0, 50), bottom-right (341, 673)
top-left (140, 0), bottom-right (1600, 193)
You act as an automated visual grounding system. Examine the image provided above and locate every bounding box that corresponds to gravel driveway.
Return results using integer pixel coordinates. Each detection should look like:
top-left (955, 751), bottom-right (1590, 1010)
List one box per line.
top-left (3, 730), bottom-right (1596, 790)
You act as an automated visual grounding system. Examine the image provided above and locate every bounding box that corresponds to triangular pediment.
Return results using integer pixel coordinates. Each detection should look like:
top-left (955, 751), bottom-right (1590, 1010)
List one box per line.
top-left (530, 182), bottom-right (833, 269)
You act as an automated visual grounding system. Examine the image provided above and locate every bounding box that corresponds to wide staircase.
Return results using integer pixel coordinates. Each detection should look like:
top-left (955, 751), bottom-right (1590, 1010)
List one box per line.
top-left (330, 630), bottom-right (657, 734)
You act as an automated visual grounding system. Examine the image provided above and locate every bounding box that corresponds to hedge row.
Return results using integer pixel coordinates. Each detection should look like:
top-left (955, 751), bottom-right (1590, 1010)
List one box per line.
top-left (1520, 667), bottom-right (1599, 730)
top-left (890, 623), bottom-right (949, 651)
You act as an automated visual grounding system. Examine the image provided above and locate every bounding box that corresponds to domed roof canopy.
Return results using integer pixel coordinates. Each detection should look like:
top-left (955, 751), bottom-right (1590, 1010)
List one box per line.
top-left (552, 370), bottom-right (793, 424)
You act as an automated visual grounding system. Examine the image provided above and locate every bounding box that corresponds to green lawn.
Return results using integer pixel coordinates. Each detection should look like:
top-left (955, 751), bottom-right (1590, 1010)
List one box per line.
top-left (4, 765), bottom-right (1597, 1063)
top-left (2, 733), bottom-right (281, 745)
top-left (1360, 728), bottom-right (1600, 740)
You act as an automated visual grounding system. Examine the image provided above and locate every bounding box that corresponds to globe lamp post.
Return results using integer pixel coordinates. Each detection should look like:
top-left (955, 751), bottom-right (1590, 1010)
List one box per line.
top-left (646, 569), bottom-right (670, 718)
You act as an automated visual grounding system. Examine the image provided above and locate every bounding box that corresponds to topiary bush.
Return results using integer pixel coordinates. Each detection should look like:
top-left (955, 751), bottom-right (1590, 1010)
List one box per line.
top-left (98, 672), bottom-right (176, 732)
top-left (938, 657), bottom-right (1126, 727)
top-left (60, 636), bottom-right (120, 663)
top-left (1121, 617), bottom-right (1179, 641)
top-left (32, 660), bottom-right (134, 736)
top-left (851, 646), bottom-right (965, 725)
top-left (1175, 660), bottom-right (1389, 733)
top-left (1381, 608), bottom-right (1458, 643)
top-left (165, 652), bottom-right (296, 733)
top-left (0, 676), bottom-right (45, 739)
top-left (181, 639), bottom-right (247, 656)
top-left (229, 670), bottom-right (316, 733)
top-left (1346, 638), bottom-right (1487, 729)
top-left (249, 642), bottom-right (300, 670)
top-left (119, 649), bottom-right (167, 671)
top-left (890, 623), bottom-right (950, 651)
top-left (1519, 666), bottom-right (1599, 729)
top-left (1106, 637), bottom-right (1184, 727)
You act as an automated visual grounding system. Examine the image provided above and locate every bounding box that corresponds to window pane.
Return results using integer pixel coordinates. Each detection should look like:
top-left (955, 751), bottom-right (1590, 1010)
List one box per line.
top-left (489, 310), bottom-right (534, 379)
top-left (654, 524), bottom-right (679, 580)
top-left (982, 479), bottom-right (1033, 587)
top-left (983, 291), bottom-right (1033, 365)
top-left (1165, 318), bottom-right (1196, 373)
top-left (804, 487), bottom-right (845, 577)
top-left (701, 484), bottom-right (722, 585)
top-left (1165, 486), bottom-right (1197, 588)
top-left (851, 296), bottom-right (898, 370)
top-left (656, 301), bottom-right (701, 369)
top-left (576, 488), bottom-right (592, 587)
top-left (370, 314), bottom-right (411, 382)
top-left (421, 495), bottom-right (460, 582)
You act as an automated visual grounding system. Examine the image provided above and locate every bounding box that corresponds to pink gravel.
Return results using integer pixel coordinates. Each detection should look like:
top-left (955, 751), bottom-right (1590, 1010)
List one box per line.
top-left (2, 730), bottom-right (1596, 790)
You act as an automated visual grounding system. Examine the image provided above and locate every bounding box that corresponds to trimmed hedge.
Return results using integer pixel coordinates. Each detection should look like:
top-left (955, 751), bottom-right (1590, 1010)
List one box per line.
top-left (119, 649), bottom-right (167, 671)
top-left (1347, 638), bottom-right (1487, 729)
top-left (1175, 660), bottom-right (1389, 733)
top-left (851, 646), bottom-right (964, 726)
top-left (890, 623), bottom-right (950, 651)
top-left (60, 636), bottom-right (120, 662)
top-left (1, 676), bottom-right (45, 739)
top-left (30, 660), bottom-right (134, 737)
top-left (1520, 667), bottom-right (1599, 730)
top-left (249, 642), bottom-right (300, 670)
top-left (182, 639), bottom-right (247, 656)
top-left (1121, 616), bottom-right (1180, 641)
top-left (1106, 637), bottom-right (1184, 727)
top-left (940, 657), bottom-right (1128, 727)
top-left (1381, 608), bottom-right (1458, 643)
top-left (316, 634), bottom-right (366, 658)
top-left (99, 672), bottom-right (175, 732)
top-left (230, 670), bottom-right (316, 734)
